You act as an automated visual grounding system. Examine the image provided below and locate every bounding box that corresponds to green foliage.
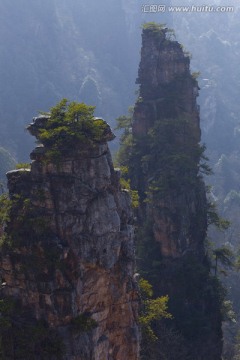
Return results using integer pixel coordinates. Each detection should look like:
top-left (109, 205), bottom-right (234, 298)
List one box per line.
top-left (142, 118), bottom-right (211, 200)
top-left (222, 300), bottom-right (236, 323)
top-left (208, 275), bottom-right (230, 319)
top-left (141, 23), bottom-right (177, 47)
top-left (71, 313), bottom-right (98, 333)
top-left (38, 98), bottom-right (109, 162)
top-left (234, 331), bottom-right (240, 360)
top-left (142, 22), bottom-right (167, 31)
top-left (0, 193), bottom-right (11, 228)
top-left (207, 202), bottom-right (230, 230)
top-left (116, 114), bottom-right (212, 206)
top-left (191, 71), bottom-right (201, 80)
top-left (114, 41), bottom-right (224, 357)
top-left (15, 163), bottom-right (31, 170)
top-left (233, 248), bottom-right (240, 271)
top-left (119, 166), bottom-right (139, 208)
top-left (140, 296), bottom-right (172, 341)
top-left (139, 278), bottom-right (172, 341)
top-left (120, 178), bottom-right (139, 208)
top-left (137, 252), bottom-right (226, 353)
top-left (2, 195), bottom-right (32, 248)
top-left (198, 144), bottom-right (213, 175)
top-left (115, 111), bottom-right (132, 131)
top-left (139, 278), bottom-right (153, 298)
top-left (212, 246), bottom-right (234, 276)
top-left (0, 192), bottom-right (52, 250)
top-left (115, 132), bottom-right (134, 170)
top-left (114, 109), bottom-right (134, 167)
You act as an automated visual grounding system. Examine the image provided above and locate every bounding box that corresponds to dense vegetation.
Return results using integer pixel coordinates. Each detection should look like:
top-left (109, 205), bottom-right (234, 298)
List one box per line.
top-left (39, 99), bottom-right (107, 143)
top-left (35, 99), bottom-right (110, 161)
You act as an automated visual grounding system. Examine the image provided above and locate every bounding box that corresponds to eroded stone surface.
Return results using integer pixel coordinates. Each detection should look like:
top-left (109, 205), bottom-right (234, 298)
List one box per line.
top-left (133, 27), bottom-right (205, 259)
top-left (0, 122), bottom-right (139, 359)
top-left (131, 27), bottom-right (222, 360)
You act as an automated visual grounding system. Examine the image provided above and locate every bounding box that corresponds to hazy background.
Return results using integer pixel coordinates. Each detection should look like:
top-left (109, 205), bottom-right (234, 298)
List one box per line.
top-left (0, 0), bottom-right (240, 357)
top-left (0, 0), bottom-right (239, 160)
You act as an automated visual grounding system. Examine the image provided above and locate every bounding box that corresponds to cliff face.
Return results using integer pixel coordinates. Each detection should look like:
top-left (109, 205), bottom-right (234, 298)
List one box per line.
top-left (127, 25), bottom-right (222, 359)
top-left (132, 26), bottom-right (205, 260)
top-left (133, 27), bottom-right (200, 142)
top-left (0, 115), bottom-right (139, 359)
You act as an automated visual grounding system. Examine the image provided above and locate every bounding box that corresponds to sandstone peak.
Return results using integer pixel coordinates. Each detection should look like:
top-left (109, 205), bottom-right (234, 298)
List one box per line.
top-left (0, 100), bottom-right (140, 359)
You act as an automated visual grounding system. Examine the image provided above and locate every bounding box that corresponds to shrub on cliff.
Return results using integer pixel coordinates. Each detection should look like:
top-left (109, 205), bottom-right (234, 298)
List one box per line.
top-left (35, 99), bottom-right (111, 161)
top-left (38, 99), bottom-right (108, 150)
top-left (139, 278), bottom-right (172, 340)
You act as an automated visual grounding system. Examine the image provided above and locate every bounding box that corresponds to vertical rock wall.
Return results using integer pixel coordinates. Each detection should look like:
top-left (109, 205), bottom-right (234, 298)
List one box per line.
top-left (133, 26), bottom-right (206, 259)
top-left (0, 118), bottom-right (139, 359)
top-left (130, 25), bottom-right (222, 359)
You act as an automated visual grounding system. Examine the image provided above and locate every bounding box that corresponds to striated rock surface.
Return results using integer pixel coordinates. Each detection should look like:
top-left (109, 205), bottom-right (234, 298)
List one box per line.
top-left (133, 26), bottom-right (200, 144)
top-left (133, 25), bottom-right (205, 260)
top-left (128, 25), bottom-right (222, 360)
top-left (0, 115), bottom-right (139, 359)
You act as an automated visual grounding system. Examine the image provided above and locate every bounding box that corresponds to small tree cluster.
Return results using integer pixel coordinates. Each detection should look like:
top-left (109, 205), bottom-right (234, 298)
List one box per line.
top-left (35, 99), bottom-right (111, 161)
top-left (139, 278), bottom-right (172, 341)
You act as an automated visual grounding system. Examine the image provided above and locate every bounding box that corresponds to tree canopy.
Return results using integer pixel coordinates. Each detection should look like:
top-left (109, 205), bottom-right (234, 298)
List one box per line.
top-left (38, 99), bottom-right (109, 148)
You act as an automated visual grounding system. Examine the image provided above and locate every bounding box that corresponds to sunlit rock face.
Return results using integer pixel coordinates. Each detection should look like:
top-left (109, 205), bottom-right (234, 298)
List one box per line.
top-left (0, 117), bottom-right (139, 360)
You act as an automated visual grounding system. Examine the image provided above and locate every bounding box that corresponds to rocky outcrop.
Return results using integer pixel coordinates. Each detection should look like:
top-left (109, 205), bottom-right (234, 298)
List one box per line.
top-left (132, 25), bottom-right (205, 260)
top-left (0, 116), bottom-right (139, 359)
top-left (128, 24), bottom-right (222, 360)
top-left (133, 26), bottom-right (200, 143)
